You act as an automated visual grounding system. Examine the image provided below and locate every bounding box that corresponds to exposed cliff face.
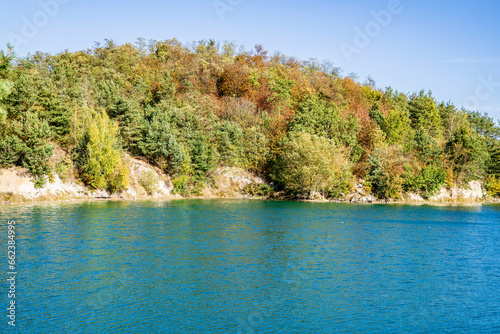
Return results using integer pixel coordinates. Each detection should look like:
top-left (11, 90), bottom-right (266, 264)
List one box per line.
top-left (429, 181), bottom-right (484, 202)
top-left (125, 158), bottom-right (173, 199)
top-left (202, 167), bottom-right (267, 198)
top-left (0, 163), bottom-right (267, 204)
top-left (0, 168), bottom-right (88, 201)
top-left (347, 180), bottom-right (486, 204)
top-left (0, 152), bottom-right (491, 205)
top-left (0, 157), bottom-right (175, 204)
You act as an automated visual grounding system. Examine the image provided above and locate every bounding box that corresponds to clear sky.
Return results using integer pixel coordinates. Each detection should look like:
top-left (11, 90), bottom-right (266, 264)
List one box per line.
top-left (2, 0), bottom-right (500, 121)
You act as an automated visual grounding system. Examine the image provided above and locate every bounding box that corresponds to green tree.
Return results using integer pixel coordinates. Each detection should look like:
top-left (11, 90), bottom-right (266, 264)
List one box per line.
top-left (0, 79), bottom-right (13, 125)
top-left (467, 111), bottom-right (500, 143)
top-left (366, 148), bottom-right (403, 199)
top-left (146, 72), bottom-right (176, 106)
top-left (11, 112), bottom-right (55, 187)
top-left (190, 134), bottom-right (215, 176)
top-left (438, 103), bottom-right (468, 141)
top-left (0, 135), bottom-right (23, 168)
top-left (485, 175), bottom-right (500, 198)
top-left (216, 121), bottom-right (244, 167)
top-left (402, 164), bottom-right (447, 198)
top-left (368, 102), bottom-right (385, 130)
top-left (467, 111), bottom-right (500, 176)
top-left (410, 127), bottom-right (442, 165)
top-left (78, 110), bottom-right (129, 192)
top-left (408, 90), bottom-right (443, 139)
top-left (445, 126), bottom-right (489, 184)
top-left (489, 145), bottom-right (500, 177)
top-left (384, 108), bottom-right (410, 144)
top-left (273, 132), bottom-right (353, 198)
top-left (138, 109), bottom-right (186, 174)
top-left (0, 44), bottom-right (14, 125)
top-left (290, 95), bottom-right (360, 149)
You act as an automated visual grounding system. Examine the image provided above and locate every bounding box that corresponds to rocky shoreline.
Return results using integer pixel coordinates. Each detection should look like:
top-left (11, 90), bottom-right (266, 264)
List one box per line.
top-left (0, 157), bottom-right (498, 206)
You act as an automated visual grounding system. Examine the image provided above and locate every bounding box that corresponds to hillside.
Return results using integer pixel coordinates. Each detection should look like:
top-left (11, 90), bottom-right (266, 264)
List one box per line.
top-left (0, 39), bottom-right (499, 201)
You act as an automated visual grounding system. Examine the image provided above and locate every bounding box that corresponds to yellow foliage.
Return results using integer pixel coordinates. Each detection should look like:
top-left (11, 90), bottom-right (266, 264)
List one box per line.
top-left (486, 175), bottom-right (500, 198)
top-left (80, 110), bottom-right (129, 193)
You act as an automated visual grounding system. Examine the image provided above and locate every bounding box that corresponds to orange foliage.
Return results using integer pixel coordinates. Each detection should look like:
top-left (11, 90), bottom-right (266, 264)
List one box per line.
top-left (216, 64), bottom-right (250, 98)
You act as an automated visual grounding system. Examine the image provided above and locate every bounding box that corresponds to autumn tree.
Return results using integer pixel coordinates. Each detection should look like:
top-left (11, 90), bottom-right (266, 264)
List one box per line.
top-left (216, 63), bottom-right (250, 98)
top-left (77, 110), bottom-right (129, 193)
top-left (272, 132), bottom-right (353, 198)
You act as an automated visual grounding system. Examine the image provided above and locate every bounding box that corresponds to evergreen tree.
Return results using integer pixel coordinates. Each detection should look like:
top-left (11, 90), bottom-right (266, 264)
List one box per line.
top-left (138, 109), bottom-right (186, 174)
top-left (11, 112), bottom-right (54, 187)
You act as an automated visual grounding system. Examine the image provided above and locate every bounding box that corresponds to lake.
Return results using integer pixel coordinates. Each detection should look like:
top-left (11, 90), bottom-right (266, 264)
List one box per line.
top-left (1, 200), bottom-right (500, 333)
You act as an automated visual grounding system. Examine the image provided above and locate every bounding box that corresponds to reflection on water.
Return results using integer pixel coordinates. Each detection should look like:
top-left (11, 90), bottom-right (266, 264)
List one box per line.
top-left (1, 201), bottom-right (500, 333)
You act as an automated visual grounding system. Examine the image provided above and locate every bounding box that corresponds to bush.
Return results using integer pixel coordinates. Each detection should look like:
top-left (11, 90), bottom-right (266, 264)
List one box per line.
top-left (172, 175), bottom-right (190, 197)
top-left (485, 175), bottom-right (500, 198)
top-left (0, 135), bottom-right (22, 168)
top-left (107, 164), bottom-right (130, 194)
top-left (366, 149), bottom-right (402, 199)
top-left (403, 165), bottom-right (447, 198)
top-left (273, 132), bottom-right (353, 199)
top-left (139, 170), bottom-right (159, 195)
top-left (244, 183), bottom-right (273, 198)
top-left (55, 156), bottom-right (73, 181)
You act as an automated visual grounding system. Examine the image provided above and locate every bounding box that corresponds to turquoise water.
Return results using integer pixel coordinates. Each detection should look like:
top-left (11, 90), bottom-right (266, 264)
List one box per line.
top-left (1, 200), bottom-right (500, 333)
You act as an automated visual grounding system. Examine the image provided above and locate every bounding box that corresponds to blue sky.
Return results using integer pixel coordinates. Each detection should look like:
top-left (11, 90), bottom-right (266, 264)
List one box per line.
top-left (2, 0), bottom-right (500, 122)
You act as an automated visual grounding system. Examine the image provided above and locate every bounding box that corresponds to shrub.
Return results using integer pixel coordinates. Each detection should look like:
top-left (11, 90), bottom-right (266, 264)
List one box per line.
top-left (172, 175), bottom-right (190, 197)
top-left (55, 156), bottom-right (73, 181)
top-left (366, 149), bottom-right (400, 199)
top-left (107, 164), bottom-right (130, 194)
top-left (0, 135), bottom-right (22, 168)
top-left (365, 145), bottom-right (411, 199)
top-left (485, 176), bottom-right (500, 198)
top-left (244, 183), bottom-right (273, 198)
top-left (273, 132), bottom-right (353, 199)
top-left (403, 165), bottom-right (447, 198)
top-left (140, 170), bottom-right (160, 195)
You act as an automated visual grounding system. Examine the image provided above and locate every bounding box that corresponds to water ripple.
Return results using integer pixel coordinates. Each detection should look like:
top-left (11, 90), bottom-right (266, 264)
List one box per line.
top-left (1, 201), bottom-right (499, 333)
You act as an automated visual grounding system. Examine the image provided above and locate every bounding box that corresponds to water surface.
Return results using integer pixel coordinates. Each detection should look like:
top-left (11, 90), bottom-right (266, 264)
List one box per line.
top-left (1, 200), bottom-right (500, 333)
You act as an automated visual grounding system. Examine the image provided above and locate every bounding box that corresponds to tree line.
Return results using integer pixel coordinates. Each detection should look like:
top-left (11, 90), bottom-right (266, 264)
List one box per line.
top-left (0, 39), bottom-right (499, 199)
